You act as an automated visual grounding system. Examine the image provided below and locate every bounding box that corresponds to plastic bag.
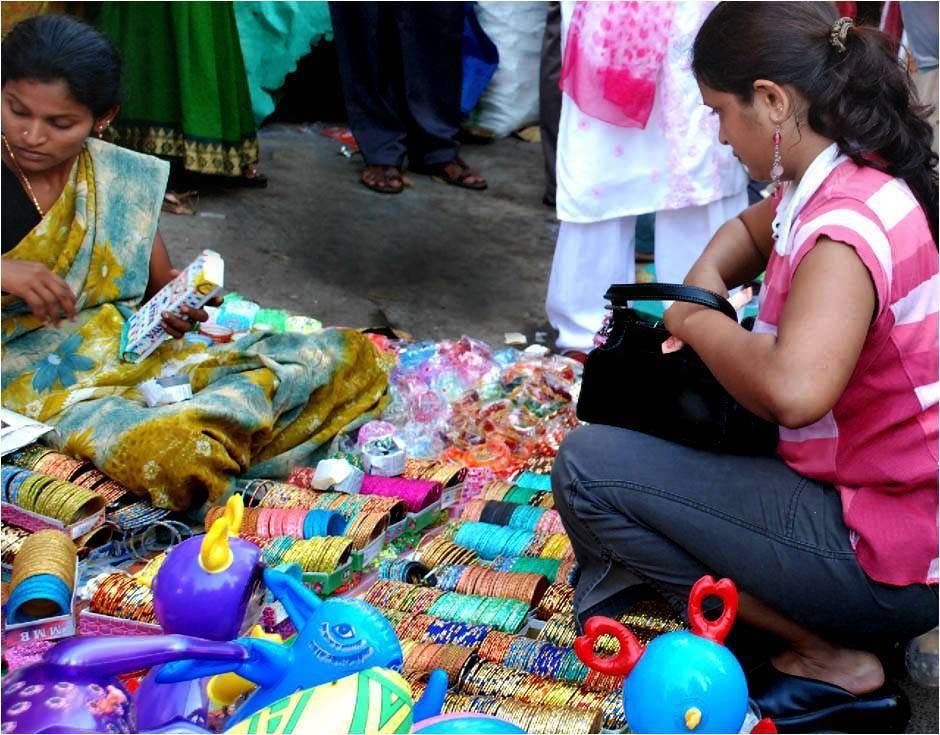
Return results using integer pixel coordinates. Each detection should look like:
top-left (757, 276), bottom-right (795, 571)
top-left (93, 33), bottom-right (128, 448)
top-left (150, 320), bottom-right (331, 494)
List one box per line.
top-left (465, 1), bottom-right (546, 137)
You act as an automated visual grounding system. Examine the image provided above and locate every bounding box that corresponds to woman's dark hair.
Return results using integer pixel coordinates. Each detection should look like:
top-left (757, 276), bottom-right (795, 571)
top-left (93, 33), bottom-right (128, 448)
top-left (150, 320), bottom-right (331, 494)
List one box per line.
top-left (693, 1), bottom-right (938, 243)
top-left (1, 14), bottom-right (121, 119)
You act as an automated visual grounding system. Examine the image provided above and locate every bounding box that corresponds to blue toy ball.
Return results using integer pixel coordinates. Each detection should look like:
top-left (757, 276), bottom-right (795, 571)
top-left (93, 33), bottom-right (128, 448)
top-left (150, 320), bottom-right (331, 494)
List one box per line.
top-left (412, 713), bottom-right (527, 734)
top-left (576, 576), bottom-right (749, 734)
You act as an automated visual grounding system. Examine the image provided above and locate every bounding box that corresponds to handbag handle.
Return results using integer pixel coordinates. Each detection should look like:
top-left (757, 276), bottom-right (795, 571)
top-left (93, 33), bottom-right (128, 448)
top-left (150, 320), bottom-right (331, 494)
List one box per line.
top-left (604, 283), bottom-right (738, 322)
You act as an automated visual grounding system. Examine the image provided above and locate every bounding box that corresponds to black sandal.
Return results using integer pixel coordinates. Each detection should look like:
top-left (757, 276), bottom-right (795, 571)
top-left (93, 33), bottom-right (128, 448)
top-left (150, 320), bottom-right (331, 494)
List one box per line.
top-left (361, 165), bottom-right (404, 195)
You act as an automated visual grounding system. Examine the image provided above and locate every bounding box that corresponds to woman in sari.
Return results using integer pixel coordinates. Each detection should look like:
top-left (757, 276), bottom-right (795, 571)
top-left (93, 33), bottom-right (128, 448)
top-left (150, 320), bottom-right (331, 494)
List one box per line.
top-left (1, 15), bottom-right (388, 511)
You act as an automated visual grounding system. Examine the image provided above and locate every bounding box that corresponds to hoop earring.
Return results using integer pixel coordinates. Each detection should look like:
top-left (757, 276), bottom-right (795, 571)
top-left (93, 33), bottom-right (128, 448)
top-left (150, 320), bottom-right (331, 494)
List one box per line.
top-left (771, 126), bottom-right (783, 191)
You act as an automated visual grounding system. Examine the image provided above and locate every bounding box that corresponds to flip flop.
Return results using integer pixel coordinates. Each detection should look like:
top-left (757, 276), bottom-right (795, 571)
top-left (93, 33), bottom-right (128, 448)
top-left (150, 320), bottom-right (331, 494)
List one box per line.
top-left (361, 165), bottom-right (404, 195)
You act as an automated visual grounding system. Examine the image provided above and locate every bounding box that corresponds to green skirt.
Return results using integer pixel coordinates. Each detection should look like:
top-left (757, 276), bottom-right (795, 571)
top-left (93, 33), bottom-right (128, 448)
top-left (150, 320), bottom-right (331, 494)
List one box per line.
top-left (98, 1), bottom-right (259, 177)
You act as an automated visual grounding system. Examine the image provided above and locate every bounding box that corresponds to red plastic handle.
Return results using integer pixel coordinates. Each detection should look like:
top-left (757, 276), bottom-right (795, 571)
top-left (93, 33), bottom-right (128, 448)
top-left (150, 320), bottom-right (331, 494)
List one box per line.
top-left (688, 575), bottom-right (738, 645)
top-left (573, 616), bottom-right (644, 676)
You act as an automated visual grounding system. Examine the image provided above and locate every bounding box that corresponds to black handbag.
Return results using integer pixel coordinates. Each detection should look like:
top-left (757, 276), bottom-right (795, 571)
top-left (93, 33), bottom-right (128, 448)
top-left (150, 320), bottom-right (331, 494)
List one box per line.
top-left (576, 283), bottom-right (779, 455)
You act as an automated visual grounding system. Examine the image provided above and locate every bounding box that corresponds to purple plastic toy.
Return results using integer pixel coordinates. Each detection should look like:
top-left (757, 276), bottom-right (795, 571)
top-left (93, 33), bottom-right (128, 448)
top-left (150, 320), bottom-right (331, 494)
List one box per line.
top-left (1, 635), bottom-right (245, 734)
top-left (152, 499), bottom-right (264, 641)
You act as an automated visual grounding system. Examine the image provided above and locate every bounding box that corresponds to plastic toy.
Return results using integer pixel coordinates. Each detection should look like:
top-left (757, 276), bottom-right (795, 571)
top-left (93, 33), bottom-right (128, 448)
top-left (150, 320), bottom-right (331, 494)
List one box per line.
top-left (412, 713), bottom-right (527, 734)
top-left (153, 496), bottom-right (265, 641)
top-left (575, 576), bottom-right (774, 734)
top-left (225, 668), bottom-right (448, 734)
top-left (0, 635), bottom-right (246, 734)
top-left (156, 567), bottom-right (432, 726)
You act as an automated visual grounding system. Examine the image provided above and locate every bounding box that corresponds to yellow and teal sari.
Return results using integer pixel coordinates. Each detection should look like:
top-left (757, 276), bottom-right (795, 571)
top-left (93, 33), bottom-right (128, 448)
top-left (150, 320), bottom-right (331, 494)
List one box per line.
top-left (2, 139), bottom-right (388, 510)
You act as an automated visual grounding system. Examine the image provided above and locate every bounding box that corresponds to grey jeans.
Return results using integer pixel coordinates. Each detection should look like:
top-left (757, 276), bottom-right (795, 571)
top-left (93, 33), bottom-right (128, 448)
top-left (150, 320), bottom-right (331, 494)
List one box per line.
top-left (552, 425), bottom-right (938, 649)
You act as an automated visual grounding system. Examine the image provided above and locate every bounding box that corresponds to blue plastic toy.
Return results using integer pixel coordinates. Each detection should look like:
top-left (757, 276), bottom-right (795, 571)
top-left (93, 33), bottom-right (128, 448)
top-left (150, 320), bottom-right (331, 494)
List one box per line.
top-left (575, 576), bottom-right (751, 734)
top-left (156, 568), bottom-right (444, 727)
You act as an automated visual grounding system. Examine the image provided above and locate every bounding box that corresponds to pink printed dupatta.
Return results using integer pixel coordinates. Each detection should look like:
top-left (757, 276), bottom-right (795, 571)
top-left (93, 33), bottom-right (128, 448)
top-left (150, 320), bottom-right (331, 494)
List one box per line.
top-left (560, 1), bottom-right (676, 129)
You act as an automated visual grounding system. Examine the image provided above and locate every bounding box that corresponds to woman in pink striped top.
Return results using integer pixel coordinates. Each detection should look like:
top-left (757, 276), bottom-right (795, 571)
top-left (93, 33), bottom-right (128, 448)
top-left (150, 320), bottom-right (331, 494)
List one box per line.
top-left (552, 2), bottom-right (937, 731)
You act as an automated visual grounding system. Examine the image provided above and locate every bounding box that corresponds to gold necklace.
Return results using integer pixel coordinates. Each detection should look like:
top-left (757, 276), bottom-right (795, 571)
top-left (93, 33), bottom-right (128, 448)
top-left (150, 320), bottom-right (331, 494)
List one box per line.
top-left (2, 133), bottom-right (45, 217)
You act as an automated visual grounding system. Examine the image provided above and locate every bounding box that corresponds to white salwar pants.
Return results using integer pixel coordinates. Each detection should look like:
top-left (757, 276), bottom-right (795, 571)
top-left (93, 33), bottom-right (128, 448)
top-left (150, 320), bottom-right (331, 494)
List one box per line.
top-left (546, 189), bottom-right (749, 352)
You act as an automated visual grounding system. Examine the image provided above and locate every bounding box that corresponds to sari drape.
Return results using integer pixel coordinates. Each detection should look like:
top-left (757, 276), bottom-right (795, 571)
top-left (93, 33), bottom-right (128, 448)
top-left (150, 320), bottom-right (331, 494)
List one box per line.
top-left (2, 139), bottom-right (388, 510)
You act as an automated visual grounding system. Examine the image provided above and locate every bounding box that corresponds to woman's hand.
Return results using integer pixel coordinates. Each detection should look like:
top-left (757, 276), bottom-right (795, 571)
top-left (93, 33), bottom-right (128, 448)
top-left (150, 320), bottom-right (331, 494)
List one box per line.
top-left (157, 269), bottom-right (223, 339)
top-left (1, 259), bottom-right (76, 325)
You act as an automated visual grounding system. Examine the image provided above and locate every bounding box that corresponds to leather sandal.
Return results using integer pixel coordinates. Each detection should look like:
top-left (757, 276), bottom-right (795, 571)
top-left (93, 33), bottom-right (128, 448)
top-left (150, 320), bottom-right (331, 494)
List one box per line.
top-left (361, 165), bottom-right (404, 195)
top-left (412, 157), bottom-right (487, 190)
top-left (749, 666), bottom-right (910, 733)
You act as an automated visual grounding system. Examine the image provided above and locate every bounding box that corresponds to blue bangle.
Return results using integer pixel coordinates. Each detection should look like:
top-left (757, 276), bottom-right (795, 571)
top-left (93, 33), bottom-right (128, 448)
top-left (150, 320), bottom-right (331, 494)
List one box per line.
top-left (6, 574), bottom-right (71, 625)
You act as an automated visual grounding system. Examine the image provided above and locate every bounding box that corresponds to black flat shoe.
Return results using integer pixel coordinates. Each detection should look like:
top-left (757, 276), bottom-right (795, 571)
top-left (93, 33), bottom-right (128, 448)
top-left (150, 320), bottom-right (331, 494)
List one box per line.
top-left (750, 666), bottom-right (910, 733)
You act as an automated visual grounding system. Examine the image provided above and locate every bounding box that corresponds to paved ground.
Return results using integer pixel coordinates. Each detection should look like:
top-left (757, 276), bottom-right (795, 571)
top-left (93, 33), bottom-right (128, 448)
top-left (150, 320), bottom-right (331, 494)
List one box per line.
top-left (161, 125), bottom-right (558, 346)
top-left (159, 125), bottom-right (938, 733)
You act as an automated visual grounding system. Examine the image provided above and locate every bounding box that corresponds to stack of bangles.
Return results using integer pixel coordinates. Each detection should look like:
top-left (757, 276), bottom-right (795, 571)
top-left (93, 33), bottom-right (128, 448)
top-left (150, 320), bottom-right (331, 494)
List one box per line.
top-left (403, 459), bottom-right (466, 487)
top-left (452, 522), bottom-right (534, 560)
top-left (2, 465), bottom-right (107, 525)
top-left (538, 610), bottom-right (685, 650)
top-left (442, 694), bottom-right (604, 734)
top-left (344, 511), bottom-right (389, 549)
top-left (432, 564), bottom-right (548, 607)
top-left (383, 611), bottom-right (492, 648)
top-left (415, 534), bottom-right (479, 568)
top-left (9, 448), bottom-right (128, 504)
top-left (256, 485), bottom-right (407, 524)
top-left (427, 592), bottom-right (530, 633)
top-left (401, 641), bottom-right (476, 681)
top-left (240, 535), bottom-right (352, 572)
top-left (535, 582), bottom-right (575, 620)
top-left (476, 631), bottom-right (622, 692)
top-left (1, 523), bottom-right (31, 565)
top-left (6, 529), bottom-right (76, 624)
top-left (89, 571), bottom-right (157, 624)
top-left (362, 580), bottom-right (445, 614)
top-left (205, 506), bottom-right (347, 539)
top-left (106, 501), bottom-right (170, 533)
top-left (457, 660), bottom-right (626, 730)
top-left (378, 559), bottom-right (432, 584)
top-left (490, 555), bottom-right (578, 584)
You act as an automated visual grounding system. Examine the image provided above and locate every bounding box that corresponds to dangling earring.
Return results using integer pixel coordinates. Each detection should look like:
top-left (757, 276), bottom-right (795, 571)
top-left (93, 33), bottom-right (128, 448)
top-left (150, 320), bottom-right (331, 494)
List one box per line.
top-left (770, 126), bottom-right (783, 192)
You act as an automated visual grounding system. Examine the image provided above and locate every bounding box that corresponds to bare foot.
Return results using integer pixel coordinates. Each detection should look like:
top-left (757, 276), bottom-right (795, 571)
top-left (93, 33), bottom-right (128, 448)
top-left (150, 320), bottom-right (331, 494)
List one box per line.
top-left (772, 645), bottom-right (885, 695)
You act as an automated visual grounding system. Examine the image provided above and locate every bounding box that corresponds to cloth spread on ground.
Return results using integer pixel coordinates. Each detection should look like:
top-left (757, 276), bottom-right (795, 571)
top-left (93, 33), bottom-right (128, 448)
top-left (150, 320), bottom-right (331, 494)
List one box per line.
top-left (1, 138), bottom-right (389, 511)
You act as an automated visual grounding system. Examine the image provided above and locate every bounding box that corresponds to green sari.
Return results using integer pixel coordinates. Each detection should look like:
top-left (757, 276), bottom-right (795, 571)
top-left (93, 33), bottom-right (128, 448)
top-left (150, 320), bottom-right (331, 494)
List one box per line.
top-left (97, 1), bottom-right (259, 177)
top-left (1, 139), bottom-right (388, 510)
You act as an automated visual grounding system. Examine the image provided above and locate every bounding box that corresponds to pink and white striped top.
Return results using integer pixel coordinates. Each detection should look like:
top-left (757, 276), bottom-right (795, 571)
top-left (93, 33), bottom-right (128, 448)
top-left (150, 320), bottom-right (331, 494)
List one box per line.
top-left (758, 159), bottom-right (938, 587)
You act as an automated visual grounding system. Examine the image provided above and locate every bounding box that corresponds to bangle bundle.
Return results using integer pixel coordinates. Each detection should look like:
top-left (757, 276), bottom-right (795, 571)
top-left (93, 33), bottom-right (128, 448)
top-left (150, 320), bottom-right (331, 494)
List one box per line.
top-left (2, 465), bottom-right (107, 524)
top-left (378, 558), bottom-right (431, 584)
top-left (206, 506), bottom-right (347, 539)
top-left (89, 571), bottom-right (157, 623)
top-left (432, 564), bottom-right (548, 607)
top-left (453, 522), bottom-right (533, 560)
top-left (9, 449), bottom-right (129, 505)
top-left (442, 694), bottom-right (603, 735)
top-left (490, 556), bottom-right (568, 583)
top-left (363, 580), bottom-right (445, 614)
top-left (7, 529), bottom-right (76, 624)
top-left (107, 501), bottom-right (170, 532)
top-left (457, 659), bottom-right (625, 730)
top-left (427, 592), bottom-right (529, 633)
top-left (244, 535), bottom-right (352, 572)
top-left (344, 511), bottom-right (389, 549)
top-left (385, 610), bottom-right (492, 648)
top-left (535, 583), bottom-right (575, 620)
top-left (361, 475), bottom-right (441, 513)
top-left (404, 459), bottom-right (466, 487)
top-left (402, 641), bottom-right (475, 681)
top-left (415, 534), bottom-right (479, 568)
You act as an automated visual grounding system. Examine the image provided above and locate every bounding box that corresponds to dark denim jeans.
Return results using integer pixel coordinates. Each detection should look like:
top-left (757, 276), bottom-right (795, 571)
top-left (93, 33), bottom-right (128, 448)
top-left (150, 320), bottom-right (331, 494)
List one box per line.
top-left (552, 425), bottom-right (938, 651)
